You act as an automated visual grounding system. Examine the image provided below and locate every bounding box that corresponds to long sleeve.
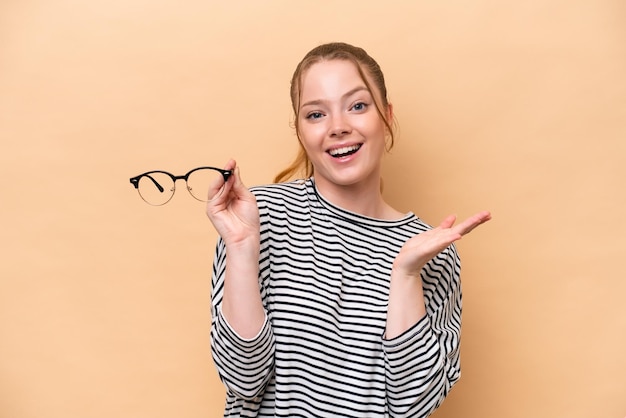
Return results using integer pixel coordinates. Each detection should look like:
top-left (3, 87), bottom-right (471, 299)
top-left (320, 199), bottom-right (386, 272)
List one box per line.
top-left (210, 237), bottom-right (276, 400)
top-left (383, 244), bottom-right (462, 417)
top-left (208, 180), bottom-right (466, 417)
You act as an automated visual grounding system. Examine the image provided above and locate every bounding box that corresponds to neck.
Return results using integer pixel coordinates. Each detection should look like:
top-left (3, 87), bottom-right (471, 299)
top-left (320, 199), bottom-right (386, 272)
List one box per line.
top-left (313, 175), bottom-right (403, 220)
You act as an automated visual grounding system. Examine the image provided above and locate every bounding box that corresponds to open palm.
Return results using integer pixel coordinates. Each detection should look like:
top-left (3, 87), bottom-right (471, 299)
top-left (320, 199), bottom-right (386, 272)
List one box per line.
top-left (393, 211), bottom-right (492, 278)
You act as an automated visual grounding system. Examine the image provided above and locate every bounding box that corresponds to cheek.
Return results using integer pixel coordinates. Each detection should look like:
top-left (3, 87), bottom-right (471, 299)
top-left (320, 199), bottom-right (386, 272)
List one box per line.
top-left (374, 116), bottom-right (389, 136)
top-left (356, 117), bottom-right (386, 139)
top-left (298, 123), bottom-right (326, 147)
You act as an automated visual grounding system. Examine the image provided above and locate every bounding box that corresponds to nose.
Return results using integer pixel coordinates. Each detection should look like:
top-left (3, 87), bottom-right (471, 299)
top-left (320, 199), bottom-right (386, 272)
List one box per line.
top-left (329, 113), bottom-right (351, 137)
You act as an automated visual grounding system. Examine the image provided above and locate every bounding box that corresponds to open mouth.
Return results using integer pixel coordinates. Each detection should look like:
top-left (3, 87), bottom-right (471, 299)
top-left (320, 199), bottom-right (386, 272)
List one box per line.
top-left (328, 144), bottom-right (362, 158)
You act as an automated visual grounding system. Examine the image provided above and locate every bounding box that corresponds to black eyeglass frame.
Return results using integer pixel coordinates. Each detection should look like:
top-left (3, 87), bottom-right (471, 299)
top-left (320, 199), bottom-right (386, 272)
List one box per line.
top-left (129, 166), bottom-right (232, 205)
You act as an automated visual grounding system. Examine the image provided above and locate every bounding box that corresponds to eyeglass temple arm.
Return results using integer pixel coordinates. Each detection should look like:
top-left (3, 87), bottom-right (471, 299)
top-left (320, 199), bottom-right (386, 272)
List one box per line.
top-left (129, 174), bottom-right (164, 193)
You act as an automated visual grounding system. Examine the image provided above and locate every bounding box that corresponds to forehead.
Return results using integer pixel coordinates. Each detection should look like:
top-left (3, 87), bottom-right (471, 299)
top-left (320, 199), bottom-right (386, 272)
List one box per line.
top-left (299, 59), bottom-right (370, 100)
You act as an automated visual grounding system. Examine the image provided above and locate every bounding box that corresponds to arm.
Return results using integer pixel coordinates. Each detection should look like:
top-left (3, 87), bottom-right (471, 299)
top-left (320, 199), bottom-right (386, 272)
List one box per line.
top-left (384, 211), bottom-right (491, 417)
top-left (206, 160), bottom-right (265, 336)
top-left (207, 160), bottom-right (275, 399)
top-left (210, 237), bottom-right (275, 400)
top-left (384, 246), bottom-right (461, 417)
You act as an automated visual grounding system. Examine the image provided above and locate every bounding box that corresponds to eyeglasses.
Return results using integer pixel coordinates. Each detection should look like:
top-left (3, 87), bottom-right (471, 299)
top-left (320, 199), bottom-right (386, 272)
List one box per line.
top-left (129, 166), bottom-right (232, 206)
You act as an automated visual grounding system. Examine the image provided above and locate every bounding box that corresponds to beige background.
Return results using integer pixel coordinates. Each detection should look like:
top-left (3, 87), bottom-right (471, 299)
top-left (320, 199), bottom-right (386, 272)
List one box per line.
top-left (1, 1), bottom-right (625, 417)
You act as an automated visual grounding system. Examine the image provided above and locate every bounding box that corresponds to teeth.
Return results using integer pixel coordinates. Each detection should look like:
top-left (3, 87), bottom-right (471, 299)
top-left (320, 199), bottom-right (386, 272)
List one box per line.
top-left (329, 144), bottom-right (361, 157)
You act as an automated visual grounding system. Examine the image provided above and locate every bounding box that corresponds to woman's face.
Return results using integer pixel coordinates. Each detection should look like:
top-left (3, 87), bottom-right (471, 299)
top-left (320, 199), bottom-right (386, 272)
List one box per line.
top-left (297, 59), bottom-right (392, 192)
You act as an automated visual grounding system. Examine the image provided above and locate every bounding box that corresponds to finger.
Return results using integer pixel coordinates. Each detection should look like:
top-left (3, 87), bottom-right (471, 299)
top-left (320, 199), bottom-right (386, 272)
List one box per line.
top-left (438, 214), bottom-right (457, 229)
top-left (454, 210), bottom-right (492, 236)
top-left (223, 159), bottom-right (236, 171)
top-left (207, 160), bottom-right (237, 202)
top-left (207, 176), bottom-right (226, 201)
top-left (229, 166), bottom-right (250, 196)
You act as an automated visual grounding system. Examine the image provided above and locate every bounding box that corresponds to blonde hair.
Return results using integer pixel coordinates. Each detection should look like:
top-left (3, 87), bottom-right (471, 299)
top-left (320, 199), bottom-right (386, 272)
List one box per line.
top-left (274, 42), bottom-right (395, 183)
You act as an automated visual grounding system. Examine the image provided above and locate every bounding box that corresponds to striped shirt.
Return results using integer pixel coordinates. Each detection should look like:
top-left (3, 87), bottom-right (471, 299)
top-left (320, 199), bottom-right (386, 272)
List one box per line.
top-left (210, 178), bottom-right (462, 417)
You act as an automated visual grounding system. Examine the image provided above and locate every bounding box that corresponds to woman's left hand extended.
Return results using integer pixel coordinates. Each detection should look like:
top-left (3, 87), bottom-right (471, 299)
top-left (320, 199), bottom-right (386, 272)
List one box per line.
top-left (392, 211), bottom-right (492, 279)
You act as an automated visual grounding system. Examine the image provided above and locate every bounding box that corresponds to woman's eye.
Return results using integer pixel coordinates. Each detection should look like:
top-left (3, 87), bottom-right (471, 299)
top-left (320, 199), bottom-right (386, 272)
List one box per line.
top-left (351, 102), bottom-right (368, 111)
top-left (306, 112), bottom-right (323, 120)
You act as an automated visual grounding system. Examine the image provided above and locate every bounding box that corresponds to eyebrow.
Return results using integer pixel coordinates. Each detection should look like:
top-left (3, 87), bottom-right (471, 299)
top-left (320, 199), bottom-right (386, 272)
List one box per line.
top-left (299, 86), bottom-right (370, 109)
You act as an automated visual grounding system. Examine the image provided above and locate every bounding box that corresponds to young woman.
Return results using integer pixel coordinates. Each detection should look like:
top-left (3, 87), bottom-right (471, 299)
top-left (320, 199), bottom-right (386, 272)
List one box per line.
top-left (206, 42), bottom-right (491, 418)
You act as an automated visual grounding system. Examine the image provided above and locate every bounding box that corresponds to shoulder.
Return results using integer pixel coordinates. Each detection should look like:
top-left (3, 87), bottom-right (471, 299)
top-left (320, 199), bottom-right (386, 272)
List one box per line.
top-left (249, 179), bottom-right (310, 212)
top-left (250, 179), bottom-right (307, 201)
top-left (395, 215), bottom-right (433, 236)
top-left (411, 217), bottom-right (433, 232)
top-left (249, 179), bottom-right (306, 196)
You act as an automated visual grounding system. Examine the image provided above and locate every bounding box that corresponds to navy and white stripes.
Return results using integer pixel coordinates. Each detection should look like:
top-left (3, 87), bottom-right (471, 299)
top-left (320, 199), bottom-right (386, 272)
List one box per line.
top-left (211, 179), bottom-right (462, 417)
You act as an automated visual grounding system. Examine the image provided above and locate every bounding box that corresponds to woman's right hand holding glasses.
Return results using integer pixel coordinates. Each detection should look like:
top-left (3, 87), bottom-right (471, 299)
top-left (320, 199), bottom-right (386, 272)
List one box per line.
top-left (207, 161), bottom-right (265, 338)
top-left (205, 159), bottom-right (260, 250)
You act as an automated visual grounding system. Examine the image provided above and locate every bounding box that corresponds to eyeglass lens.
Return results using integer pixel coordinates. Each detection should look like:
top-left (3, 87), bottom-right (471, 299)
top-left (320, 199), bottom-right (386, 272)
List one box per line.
top-left (136, 168), bottom-right (226, 206)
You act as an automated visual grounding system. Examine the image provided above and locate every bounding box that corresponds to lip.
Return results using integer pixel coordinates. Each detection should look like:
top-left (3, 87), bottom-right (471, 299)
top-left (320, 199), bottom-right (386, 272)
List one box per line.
top-left (326, 142), bottom-right (363, 162)
top-left (326, 142), bottom-right (363, 155)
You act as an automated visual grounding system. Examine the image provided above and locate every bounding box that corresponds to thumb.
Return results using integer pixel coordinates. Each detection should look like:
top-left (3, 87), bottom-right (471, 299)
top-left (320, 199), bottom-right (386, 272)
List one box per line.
top-left (439, 214), bottom-right (457, 229)
top-left (207, 160), bottom-right (236, 201)
top-left (230, 166), bottom-right (250, 196)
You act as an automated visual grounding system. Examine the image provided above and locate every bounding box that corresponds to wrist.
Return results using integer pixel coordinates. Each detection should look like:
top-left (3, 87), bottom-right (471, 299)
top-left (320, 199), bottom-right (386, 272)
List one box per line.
top-left (391, 265), bottom-right (423, 282)
top-left (226, 239), bottom-right (259, 253)
top-left (224, 235), bottom-right (260, 256)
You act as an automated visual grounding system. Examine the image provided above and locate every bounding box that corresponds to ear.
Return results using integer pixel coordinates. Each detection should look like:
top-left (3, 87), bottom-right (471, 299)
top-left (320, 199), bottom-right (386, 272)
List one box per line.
top-left (384, 103), bottom-right (395, 152)
top-left (385, 102), bottom-right (394, 123)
